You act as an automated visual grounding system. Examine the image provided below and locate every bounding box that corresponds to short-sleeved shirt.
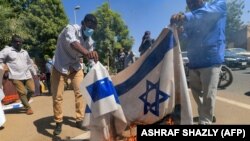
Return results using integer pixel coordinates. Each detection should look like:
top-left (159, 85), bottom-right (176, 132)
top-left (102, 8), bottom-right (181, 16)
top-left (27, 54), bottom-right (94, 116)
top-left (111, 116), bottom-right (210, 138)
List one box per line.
top-left (45, 60), bottom-right (53, 74)
top-left (53, 24), bottom-right (94, 74)
top-left (0, 46), bottom-right (37, 80)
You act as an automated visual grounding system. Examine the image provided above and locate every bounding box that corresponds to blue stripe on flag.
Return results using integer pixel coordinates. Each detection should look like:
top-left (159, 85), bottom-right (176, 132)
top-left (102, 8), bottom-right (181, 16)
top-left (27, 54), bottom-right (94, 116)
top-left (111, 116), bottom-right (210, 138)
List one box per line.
top-left (85, 105), bottom-right (92, 113)
top-left (115, 31), bottom-right (174, 96)
top-left (13, 104), bottom-right (21, 109)
top-left (86, 77), bottom-right (120, 103)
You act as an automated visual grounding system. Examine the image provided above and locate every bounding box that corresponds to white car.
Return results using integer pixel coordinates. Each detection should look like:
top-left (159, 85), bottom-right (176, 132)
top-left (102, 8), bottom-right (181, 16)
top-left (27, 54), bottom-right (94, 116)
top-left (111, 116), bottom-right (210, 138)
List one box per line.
top-left (228, 48), bottom-right (250, 57)
top-left (181, 51), bottom-right (189, 65)
top-left (181, 51), bottom-right (189, 79)
top-left (228, 48), bottom-right (250, 65)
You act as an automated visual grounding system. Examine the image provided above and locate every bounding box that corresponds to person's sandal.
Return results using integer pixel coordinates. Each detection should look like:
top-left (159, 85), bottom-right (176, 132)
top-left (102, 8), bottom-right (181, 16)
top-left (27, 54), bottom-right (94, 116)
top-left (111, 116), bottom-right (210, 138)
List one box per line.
top-left (26, 109), bottom-right (34, 115)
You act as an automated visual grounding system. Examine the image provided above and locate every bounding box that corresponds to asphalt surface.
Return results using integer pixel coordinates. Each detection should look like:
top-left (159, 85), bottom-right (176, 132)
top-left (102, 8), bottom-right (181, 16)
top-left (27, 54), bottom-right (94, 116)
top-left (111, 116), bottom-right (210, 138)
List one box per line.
top-left (1, 88), bottom-right (250, 141)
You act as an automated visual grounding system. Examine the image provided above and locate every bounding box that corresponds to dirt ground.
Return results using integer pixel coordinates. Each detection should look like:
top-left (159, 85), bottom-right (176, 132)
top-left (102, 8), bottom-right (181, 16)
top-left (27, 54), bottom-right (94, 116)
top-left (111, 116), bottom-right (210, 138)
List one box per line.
top-left (1, 90), bottom-right (250, 141)
top-left (0, 91), bottom-right (89, 141)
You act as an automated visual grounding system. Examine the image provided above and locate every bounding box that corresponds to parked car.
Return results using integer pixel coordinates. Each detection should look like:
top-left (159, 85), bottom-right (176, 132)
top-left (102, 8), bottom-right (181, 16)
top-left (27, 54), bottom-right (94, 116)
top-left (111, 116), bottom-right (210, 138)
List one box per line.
top-left (228, 48), bottom-right (250, 55)
top-left (228, 48), bottom-right (250, 65)
top-left (224, 49), bottom-right (248, 70)
top-left (181, 51), bottom-right (189, 64)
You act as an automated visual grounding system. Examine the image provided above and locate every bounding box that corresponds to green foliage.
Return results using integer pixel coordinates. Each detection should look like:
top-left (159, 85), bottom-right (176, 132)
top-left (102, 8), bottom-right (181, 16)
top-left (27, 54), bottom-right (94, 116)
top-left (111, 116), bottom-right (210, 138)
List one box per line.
top-left (24, 0), bottom-right (68, 58)
top-left (0, 5), bottom-right (30, 49)
top-left (226, 0), bottom-right (244, 43)
top-left (93, 2), bottom-right (134, 70)
top-left (0, 0), bottom-right (68, 60)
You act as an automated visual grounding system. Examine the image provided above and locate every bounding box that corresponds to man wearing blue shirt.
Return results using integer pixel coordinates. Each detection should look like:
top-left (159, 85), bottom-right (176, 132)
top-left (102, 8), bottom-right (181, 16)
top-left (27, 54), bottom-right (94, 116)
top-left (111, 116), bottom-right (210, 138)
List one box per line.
top-left (171, 0), bottom-right (226, 124)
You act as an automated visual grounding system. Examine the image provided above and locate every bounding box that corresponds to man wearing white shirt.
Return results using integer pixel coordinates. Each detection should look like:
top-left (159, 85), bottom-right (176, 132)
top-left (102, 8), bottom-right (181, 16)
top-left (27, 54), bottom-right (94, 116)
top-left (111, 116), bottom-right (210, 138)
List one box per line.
top-left (0, 35), bottom-right (37, 115)
top-left (51, 14), bottom-right (99, 135)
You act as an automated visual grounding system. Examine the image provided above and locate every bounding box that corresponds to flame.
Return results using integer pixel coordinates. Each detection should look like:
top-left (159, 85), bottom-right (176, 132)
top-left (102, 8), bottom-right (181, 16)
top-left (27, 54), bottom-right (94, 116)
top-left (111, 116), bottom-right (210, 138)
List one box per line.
top-left (165, 117), bottom-right (175, 125)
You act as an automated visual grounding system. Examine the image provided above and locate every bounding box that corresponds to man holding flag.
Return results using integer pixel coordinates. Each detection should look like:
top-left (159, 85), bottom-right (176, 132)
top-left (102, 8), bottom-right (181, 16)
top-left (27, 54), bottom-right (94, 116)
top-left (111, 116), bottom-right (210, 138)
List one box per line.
top-left (51, 14), bottom-right (98, 135)
top-left (171, 0), bottom-right (226, 125)
top-left (80, 25), bottom-right (193, 140)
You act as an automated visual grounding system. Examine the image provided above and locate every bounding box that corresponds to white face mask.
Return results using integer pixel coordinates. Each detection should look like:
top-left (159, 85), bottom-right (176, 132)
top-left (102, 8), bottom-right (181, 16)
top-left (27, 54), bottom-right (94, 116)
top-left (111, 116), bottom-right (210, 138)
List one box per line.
top-left (83, 27), bottom-right (94, 37)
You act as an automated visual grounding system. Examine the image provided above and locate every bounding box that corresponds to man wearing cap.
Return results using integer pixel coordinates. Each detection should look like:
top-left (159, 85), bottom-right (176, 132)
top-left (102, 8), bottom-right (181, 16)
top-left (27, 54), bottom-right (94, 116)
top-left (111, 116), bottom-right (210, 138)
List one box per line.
top-left (51, 13), bottom-right (99, 135)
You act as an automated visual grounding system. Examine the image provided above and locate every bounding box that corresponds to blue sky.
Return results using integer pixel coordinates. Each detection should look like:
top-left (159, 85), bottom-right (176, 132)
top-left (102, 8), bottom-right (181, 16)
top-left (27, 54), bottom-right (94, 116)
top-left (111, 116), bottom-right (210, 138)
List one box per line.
top-left (62, 0), bottom-right (250, 56)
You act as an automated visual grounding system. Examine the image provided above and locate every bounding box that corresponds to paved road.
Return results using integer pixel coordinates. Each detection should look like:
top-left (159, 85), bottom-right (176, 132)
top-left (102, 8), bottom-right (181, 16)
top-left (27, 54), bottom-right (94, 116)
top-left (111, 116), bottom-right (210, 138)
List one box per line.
top-left (192, 67), bottom-right (250, 124)
top-left (1, 69), bottom-right (250, 141)
top-left (221, 67), bottom-right (250, 96)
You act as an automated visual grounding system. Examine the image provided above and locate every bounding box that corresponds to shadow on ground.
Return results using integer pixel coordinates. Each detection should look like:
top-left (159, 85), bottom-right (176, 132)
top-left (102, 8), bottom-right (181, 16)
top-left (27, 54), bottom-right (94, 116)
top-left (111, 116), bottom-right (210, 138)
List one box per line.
top-left (244, 91), bottom-right (250, 96)
top-left (33, 116), bottom-right (80, 141)
top-left (4, 108), bottom-right (27, 114)
top-left (193, 116), bottom-right (199, 122)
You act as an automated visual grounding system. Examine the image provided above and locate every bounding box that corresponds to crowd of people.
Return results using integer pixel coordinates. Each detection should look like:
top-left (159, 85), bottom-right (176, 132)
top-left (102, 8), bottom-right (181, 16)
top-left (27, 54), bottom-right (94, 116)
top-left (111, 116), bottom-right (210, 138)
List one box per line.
top-left (117, 49), bottom-right (136, 72)
top-left (0, 0), bottom-right (226, 136)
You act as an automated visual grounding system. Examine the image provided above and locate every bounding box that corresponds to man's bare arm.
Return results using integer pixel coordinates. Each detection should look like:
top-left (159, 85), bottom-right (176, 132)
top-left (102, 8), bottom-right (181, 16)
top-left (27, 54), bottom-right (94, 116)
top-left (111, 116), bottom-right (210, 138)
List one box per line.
top-left (70, 41), bottom-right (99, 62)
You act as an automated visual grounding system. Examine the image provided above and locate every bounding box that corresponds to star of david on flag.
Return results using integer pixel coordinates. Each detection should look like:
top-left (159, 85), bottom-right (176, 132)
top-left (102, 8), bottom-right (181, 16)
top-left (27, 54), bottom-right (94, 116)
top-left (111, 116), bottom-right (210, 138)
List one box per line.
top-left (139, 80), bottom-right (170, 116)
top-left (112, 26), bottom-right (193, 125)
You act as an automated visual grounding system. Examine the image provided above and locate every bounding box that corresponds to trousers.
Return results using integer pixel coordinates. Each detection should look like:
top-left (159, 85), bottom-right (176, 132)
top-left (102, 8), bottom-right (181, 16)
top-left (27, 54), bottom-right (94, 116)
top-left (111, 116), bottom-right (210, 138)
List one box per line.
top-left (51, 67), bottom-right (85, 123)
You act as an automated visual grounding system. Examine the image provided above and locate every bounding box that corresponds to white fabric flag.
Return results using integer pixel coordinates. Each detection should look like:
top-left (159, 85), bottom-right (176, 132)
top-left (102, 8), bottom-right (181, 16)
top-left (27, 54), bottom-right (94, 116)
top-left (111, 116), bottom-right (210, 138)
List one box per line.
top-left (80, 62), bottom-right (127, 141)
top-left (0, 64), bottom-right (6, 127)
top-left (112, 26), bottom-right (193, 125)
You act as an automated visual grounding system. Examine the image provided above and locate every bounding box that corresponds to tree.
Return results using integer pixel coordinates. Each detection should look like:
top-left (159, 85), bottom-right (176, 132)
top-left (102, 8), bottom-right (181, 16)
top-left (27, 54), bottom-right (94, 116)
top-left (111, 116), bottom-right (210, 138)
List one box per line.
top-left (226, 0), bottom-right (244, 44)
top-left (93, 3), bottom-right (134, 71)
top-left (0, 0), bottom-right (68, 59)
top-left (23, 0), bottom-right (68, 58)
top-left (0, 4), bottom-right (30, 49)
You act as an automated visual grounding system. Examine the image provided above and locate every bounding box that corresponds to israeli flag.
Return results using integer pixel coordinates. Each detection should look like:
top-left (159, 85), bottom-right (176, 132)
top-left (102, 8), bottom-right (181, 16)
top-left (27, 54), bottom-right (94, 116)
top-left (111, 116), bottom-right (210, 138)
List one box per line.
top-left (112, 26), bottom-right (193, 125)
top-left (80, 62), bottom-right (127, 141)
top-left (81, 26), bottom-right (193, 141)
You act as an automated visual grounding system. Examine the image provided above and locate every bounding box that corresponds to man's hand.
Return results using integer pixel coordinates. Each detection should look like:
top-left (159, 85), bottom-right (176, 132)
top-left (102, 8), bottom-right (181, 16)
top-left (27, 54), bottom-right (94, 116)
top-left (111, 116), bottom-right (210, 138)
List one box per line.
top-left (86, 51), bottom-right (99, 63)
top-left (3, 64), bottom-right (9, 72)
top-left (170, 13), bottom-right (185, 26)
